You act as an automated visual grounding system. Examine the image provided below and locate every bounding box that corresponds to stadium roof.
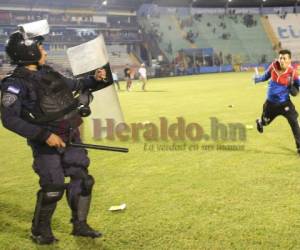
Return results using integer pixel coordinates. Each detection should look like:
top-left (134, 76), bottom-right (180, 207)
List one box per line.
top-left (0, 0), bottom-right (298, 9)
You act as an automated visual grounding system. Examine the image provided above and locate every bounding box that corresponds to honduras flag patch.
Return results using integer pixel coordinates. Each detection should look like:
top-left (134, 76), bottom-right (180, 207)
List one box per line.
top-left (7, 86), bottom-right (20, 94)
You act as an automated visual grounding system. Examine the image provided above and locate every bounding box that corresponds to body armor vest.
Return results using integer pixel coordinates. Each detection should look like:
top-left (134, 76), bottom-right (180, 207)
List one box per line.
top-left (11, 66), bottom-right (80, 124)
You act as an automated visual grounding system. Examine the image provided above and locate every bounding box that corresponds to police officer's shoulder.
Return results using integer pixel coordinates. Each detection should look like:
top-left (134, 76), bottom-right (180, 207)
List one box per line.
top-left (1, 74), bottom-right (25, 95)
top-left (3, 66), bottom-right (31, 83)
top-left (1, 76), bottom-right (25, 108)
top-left (1, 67), bottom-right (16, 82)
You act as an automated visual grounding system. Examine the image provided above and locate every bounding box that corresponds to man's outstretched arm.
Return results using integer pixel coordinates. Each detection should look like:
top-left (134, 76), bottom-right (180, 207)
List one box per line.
top-left (253, 68), bottom-right (271, 84)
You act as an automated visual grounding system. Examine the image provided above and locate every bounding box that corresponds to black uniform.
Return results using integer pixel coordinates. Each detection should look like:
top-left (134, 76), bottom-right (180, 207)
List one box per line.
top-left (1, 65), bottom-right (106, 243)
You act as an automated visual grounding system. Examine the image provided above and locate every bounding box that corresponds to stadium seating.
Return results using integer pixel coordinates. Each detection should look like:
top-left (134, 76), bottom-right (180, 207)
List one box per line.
top-left (139, 13), bottom-right (276, 64)
top-left (139, 15), bottom-right (192, 61)
top-left (0, 2), bottom-right (293, 77)
top-left (107, 45), bottom-right (132, 66)
top-left (267, 14), bottom-right (300, 60)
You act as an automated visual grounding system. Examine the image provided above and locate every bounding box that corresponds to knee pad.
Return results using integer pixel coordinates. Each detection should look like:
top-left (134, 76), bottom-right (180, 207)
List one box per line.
top-left (81, 175), bottom-right (95, 196)
top-left (40, 184), bottom-right (65, 205)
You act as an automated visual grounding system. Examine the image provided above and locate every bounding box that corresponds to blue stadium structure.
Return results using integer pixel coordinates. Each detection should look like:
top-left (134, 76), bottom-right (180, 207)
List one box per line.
top-left (0, 0), bottom-right (299, 78)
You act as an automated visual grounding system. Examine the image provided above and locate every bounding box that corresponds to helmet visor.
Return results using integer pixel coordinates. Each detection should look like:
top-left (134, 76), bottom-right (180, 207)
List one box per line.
top-left (18, 19), bottom-right (49, 39)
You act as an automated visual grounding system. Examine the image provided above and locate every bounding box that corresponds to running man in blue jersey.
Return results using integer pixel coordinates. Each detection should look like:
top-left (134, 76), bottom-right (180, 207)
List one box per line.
top-left (254, 49), bottom-right (300, 154)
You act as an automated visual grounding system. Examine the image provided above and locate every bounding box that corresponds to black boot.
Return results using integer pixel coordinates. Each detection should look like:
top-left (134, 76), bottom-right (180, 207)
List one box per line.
top-left (71, 195), bottom-right (102, 238)
top-left (31, 192), bottom-right (58, 245)
top-left (72, 220), bottom-right (102, 238)
top-left (31, 187), bottom-right (64, 245)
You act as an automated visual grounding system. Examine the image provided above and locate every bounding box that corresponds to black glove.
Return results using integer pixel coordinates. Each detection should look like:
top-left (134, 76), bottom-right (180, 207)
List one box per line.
top-left (289, 84), bottom-right (299, 96)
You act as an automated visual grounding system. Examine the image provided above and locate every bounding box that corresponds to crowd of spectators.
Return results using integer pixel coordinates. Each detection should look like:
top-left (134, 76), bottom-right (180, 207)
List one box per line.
top-left (0, 10), bottom-right (140, 30)
top-left (188, 12), bottom-right (259, 43)
top-left (45, 29), bottom-right (141, 44)
top-left (0, 9), bottom-right (142, 46)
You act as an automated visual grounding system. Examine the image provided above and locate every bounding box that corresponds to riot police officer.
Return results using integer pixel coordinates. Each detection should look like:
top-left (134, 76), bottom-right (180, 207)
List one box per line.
top-left (1, 30), bottom-right (109, 244)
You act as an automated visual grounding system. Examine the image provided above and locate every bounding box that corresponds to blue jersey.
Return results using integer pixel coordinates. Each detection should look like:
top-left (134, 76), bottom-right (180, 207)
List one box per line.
top-left (254, 61), bottom-right (300, 104)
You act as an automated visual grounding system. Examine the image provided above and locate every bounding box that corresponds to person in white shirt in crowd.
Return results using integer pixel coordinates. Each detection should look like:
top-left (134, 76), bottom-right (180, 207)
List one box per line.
top-left (138, 63), bottom-right (148, 91)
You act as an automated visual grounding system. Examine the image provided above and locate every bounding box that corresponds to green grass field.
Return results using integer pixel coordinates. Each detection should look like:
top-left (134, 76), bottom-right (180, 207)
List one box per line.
top-left (2, 72), bottom-right (300, 249)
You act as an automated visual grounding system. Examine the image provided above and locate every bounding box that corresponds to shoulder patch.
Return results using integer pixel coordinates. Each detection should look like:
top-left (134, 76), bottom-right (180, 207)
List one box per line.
top-left (2, 93), bottom-right (18, 108)
top-left (7, 86), bottom-right (20, 94)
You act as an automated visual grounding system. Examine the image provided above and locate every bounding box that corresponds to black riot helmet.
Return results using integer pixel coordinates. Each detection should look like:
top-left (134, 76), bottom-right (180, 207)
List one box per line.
top-left (5, 31), bottom-right (44, 65)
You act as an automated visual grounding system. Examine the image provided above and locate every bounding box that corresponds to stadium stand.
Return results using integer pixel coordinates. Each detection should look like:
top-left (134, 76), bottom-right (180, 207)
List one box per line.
top-left (139, 14), bottom-right (192, 61)
top-left (0, 0), bottom-right (298, 79)
top-left (267, 14), bottom-right (300, 60)
top-left (0, 4), bottom-right (141, 78)
top-left (190, 14), bottom-right (276, 64)
top-left (139, 9), bottom-right (276, 66)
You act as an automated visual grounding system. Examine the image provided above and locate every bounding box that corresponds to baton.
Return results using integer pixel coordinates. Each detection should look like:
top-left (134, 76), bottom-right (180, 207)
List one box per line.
top-left (69, 141), bottom-right (129, 153)
top-left (68, 128), bottom-right (128, 153)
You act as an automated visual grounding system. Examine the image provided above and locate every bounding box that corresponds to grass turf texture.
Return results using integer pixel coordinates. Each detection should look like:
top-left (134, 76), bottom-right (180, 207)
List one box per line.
top-left (1, 72), bottom-right (300, 249)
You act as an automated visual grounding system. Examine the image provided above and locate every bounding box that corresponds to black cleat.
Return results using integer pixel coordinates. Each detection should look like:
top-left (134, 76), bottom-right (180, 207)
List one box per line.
top-left (72, 220), bottom-right (102, 238)
top-left (256, 119), bottom-right (263, 133)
